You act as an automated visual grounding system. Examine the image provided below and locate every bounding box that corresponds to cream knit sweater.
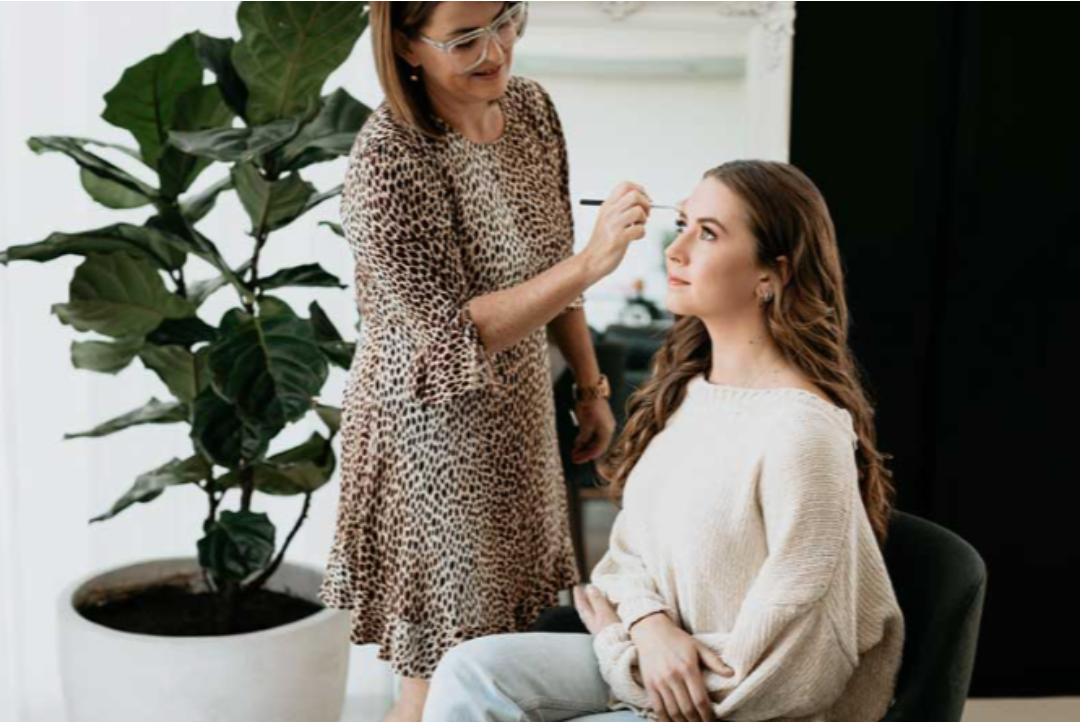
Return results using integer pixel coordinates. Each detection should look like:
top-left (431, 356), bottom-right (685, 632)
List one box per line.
top-left (590, 373), bottom-right (905, 722)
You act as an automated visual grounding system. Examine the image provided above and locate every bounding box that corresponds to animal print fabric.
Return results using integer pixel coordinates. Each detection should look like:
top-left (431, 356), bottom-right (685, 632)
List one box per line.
top-left (316, 75), bottom-right (584, 680)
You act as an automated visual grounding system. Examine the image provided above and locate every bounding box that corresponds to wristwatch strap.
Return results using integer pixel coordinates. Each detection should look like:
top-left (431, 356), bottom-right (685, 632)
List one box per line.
top-left (573, 373), bottom-right (610, 402)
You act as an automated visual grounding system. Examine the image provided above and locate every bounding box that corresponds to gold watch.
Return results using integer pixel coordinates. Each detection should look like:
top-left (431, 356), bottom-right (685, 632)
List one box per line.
top-left (573, 373), bottom-right (611, 403)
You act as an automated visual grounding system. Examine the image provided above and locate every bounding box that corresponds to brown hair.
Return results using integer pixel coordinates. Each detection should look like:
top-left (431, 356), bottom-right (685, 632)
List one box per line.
top-left (598, 160), bottom-right (898, 547)
top-left (369, 2), bottom-right (445, 139)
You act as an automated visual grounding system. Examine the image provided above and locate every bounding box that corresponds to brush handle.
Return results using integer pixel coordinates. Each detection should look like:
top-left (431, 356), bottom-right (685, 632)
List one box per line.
top-left (579, 198), bottom-right (677, 210)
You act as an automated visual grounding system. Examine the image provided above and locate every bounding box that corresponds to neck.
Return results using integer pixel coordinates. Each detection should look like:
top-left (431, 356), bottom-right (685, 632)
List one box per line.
top-left (428, 87), bottom-right (503, 142)
top-left (701, 312), bottom-right (785, 387)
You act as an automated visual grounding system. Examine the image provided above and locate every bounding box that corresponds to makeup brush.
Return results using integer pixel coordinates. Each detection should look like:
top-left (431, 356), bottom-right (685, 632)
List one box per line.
top-left (579, 198), bottom-right (679, 211)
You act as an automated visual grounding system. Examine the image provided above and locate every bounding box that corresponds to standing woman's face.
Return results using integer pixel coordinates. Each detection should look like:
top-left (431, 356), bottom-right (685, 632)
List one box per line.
top-left (399, 2), bottom-right (520, 106)
top-left (665, 177), bottom-right (785, 322)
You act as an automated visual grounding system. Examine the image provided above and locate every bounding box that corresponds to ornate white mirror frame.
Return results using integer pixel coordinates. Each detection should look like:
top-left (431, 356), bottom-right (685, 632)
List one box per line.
top-left (514, 1), bottom-right (797, 161)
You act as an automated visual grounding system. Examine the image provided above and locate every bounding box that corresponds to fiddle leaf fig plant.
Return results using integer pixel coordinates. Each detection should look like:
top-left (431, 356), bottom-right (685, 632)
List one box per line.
top-left (0, 1), bottom-right (370, 626)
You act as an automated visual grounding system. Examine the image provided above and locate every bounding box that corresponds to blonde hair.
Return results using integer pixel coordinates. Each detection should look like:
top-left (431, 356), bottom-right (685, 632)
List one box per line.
top-left (599, 160), bottom-right (898, 547)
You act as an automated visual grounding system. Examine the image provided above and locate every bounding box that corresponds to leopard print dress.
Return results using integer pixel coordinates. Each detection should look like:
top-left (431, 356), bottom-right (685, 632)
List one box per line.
top-left (316, 75), bottom-right (584, 680)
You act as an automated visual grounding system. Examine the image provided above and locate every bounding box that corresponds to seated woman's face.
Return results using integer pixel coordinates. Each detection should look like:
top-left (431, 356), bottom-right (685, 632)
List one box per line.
top-left (666, 177), bottom-right (769, 321)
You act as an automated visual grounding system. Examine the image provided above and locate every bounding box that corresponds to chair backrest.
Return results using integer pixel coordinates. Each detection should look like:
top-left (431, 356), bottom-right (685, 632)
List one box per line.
top-left (880, 511), bottom-right (988, 722)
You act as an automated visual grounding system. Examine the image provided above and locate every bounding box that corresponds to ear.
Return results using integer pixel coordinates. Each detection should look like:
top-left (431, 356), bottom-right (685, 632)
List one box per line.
top-left (393, 29), bottom-right (421, 68)
top-left (774, 255), bottom-right (792, 286)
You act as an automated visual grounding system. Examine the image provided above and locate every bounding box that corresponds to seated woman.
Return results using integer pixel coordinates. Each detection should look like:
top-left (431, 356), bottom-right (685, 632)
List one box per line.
top-left (421, 160), bottom-right (905, 723)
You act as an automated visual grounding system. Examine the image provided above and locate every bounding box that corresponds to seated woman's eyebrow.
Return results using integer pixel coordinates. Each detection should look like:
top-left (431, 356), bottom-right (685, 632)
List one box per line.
top-left (700, 217), bottom-right (729, 234)
top-left (677, 206), bottom-right (729, 235)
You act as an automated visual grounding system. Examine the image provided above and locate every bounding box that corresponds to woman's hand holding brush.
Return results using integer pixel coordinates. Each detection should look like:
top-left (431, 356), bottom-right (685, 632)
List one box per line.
top-left (579, 181), bottom-right (652, 282)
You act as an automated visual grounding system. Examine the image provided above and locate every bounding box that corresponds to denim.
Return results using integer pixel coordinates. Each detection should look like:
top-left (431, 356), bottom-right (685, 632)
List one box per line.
top-left (422, 632), bottom-right (649, 722)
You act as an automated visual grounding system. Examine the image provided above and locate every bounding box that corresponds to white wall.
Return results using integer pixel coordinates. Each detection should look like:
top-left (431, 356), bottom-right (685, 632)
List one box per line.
top-left (0, 2), bottom-right (789, 720)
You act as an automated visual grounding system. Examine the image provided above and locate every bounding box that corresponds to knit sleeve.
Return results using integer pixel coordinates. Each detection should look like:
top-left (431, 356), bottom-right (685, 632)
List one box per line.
top-left (341, 140), bottom-right (498, 406)
top-left (589, 509), bottom-right (676, 633)
top-left (594, 412), bottom-right (866, 721)
top-left (536, 81), bottom-right (584, 316)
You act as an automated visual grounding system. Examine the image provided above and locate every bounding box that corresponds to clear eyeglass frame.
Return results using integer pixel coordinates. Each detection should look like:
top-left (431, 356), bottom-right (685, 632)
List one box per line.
top-left (417, 2), bottom-right (529, 75)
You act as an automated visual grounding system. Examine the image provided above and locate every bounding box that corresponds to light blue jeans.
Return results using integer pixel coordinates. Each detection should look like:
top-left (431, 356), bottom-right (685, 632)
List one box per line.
top-left (422, 632), bottom-right (649, 722)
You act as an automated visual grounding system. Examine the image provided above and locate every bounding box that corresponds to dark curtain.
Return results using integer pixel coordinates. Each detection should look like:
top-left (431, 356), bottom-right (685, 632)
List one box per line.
top-left (790, 2), bottom-right (1080, 697)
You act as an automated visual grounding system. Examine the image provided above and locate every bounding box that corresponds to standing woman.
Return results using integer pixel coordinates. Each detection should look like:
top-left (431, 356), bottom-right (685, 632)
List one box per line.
top-left (316, 2), bottom-right (652, 720)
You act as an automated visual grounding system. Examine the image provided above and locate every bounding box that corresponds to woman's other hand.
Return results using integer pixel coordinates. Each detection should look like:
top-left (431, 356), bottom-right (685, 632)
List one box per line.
top-left (571, 398), bottom-right (616, 464)
top-left (582, 181), bottom-right (651, 281)
top-left (573, 584), bottom-right (621, 635)
top-left (629, 613), bottom-right (734, 722)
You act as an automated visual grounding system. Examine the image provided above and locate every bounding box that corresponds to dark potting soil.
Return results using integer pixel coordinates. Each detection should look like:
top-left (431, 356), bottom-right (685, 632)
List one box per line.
top-left (77, 583), bottom-right (324, 636)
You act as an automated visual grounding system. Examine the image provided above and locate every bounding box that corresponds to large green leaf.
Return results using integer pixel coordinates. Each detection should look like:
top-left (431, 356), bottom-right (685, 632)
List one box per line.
top-left (90, 455), bottom-right (211, 523)
top-left (206, 297), bottom-right (328, 430)
top-left (71, 335), bottom-right (145, 374)
top-left (232, 162), bottom-right (315, 234)
top-left (1, 223), bottom-right (188, 271)
top-left (314, 403), bottom-right (341, 435)
top-left (308, 301), bottom-right (343, 342)
top-left (232, 2), bottom-right (368, 126)
top-left (102, 33), bottom-right (204, 169)
top-left (198, 509), bottom-right (276, 583)
top-left (51, 254), bottom-right (195, 339)
top-left (276, 89), bottom-right (371, 172)
top-left (318, 220), bottom-right (343, 237)
top-left (191, 32), bottom-right (249, 120)
top-left (187, 258), bottom-right (254, 307)
top-left (180, 176), bottom-right (234, 224)
top-left (80, 167), bottom-right (154, 210)
top-left (139, 344), bottom-right (210, 404)
top-left (217, 432), bottom-right (335, 495)
top-left (148, 208), bottom-right (253, 304)
top-left (191, 386), bottom-right (276, 467)
top-left (147, 316), bottom-right (220, 348)
top-left (260, 263), bottom-right (344, 291)
top-left (299, 184), bottom-right (341, 217)
top-left (309, 300), bottom-right (354, 370)
top-left (318, 341), bottom-right (355, 371)
top-left (158, 84), bottom-right (236, 198)
top-left (27, 136), bottom-right (159, 201)
top-left (64, 398), bottom-right (188, 439)
top-left (168, 118), bottom-right (300, 164)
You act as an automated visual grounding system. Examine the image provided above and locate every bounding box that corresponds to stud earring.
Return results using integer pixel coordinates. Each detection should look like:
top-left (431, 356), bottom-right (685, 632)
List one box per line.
top-left (760, 289), bottom-right (775, 304)
top-left (410, 67), bottom-right (420, 82)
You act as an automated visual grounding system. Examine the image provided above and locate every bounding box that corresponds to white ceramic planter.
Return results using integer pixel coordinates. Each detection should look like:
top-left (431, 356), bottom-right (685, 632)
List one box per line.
top-left (57, 557), bottom-right (352, 722)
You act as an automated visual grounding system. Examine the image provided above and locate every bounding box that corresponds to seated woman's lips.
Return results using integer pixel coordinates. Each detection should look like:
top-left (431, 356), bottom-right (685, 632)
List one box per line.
top-left (669, 275), bottom-right (690, 287)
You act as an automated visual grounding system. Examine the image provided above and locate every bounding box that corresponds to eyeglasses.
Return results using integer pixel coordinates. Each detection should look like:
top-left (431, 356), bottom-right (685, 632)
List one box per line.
top-left (418, 2), bottom-right (528, 75)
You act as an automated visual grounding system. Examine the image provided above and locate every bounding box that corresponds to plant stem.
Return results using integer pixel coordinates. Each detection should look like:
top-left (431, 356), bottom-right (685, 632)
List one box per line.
top-left (245, 492), bottom-right (312, 592)
top-left (248, 229), bottom-right (269, 294)
top-left (206, 471), bottom-right (221, 520)
top-left (239, 464), bottom-right (255, 512)
top-left (246, 155), bottom-right (280, 295)
top-left (175, 267), bottom-right (187, 298)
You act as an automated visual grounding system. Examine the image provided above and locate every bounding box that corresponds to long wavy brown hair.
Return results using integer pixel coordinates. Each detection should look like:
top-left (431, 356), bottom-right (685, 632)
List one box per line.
top-left (598, 160), bottom-right (897, 546)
